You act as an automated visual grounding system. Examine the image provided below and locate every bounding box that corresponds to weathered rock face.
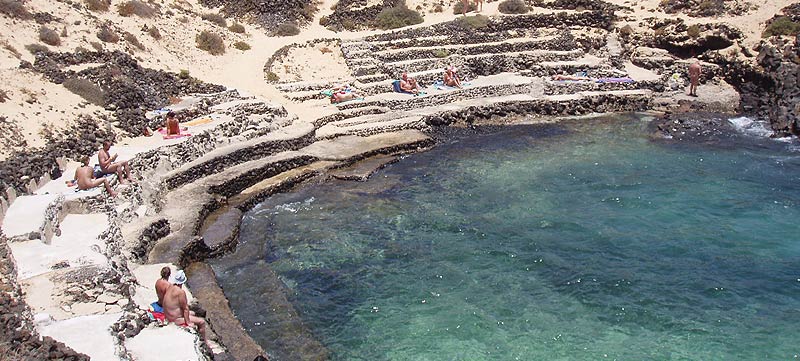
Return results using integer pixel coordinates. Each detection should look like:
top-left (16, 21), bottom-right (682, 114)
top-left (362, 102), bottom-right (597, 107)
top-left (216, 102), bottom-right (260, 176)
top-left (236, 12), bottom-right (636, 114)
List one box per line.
top-left (658, 0), bottom-right (754, 17)
top-left (542, 0), bottom-right (629, 12)
top-left (25, 50), bottom-right (225, 136)
top-left (752, 37), bottom-right (800, 136)
top-left (0, 235), bottom-right (90, 360)
top-left (199, 0), bottom-right (316, 29)
top-left (641, 18), bottom-right (743, 58)
top-left (650, 112), bottom-right (739, 141)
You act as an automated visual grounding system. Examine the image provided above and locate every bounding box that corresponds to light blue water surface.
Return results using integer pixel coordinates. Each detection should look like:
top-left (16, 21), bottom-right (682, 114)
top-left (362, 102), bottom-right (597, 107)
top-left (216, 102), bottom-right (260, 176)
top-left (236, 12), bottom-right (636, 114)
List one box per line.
top-left (212, 114), bottom-right (800, 360)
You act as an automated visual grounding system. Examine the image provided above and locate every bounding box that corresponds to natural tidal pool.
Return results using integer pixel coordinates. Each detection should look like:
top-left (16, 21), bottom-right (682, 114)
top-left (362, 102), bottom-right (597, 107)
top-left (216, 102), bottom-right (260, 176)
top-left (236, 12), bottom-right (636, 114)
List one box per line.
top-left (212, 114), bottom-right (800, 360)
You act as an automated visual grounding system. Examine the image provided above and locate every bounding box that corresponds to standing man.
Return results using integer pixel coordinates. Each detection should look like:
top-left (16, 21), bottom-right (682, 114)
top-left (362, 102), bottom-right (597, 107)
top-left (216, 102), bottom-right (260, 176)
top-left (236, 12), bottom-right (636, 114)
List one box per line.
top-left (688, 61), bottom-right (701, 97)
top-left (98, 140), bottom-right (135, 184)
top-left (162, 270), bottom-right (208, 345)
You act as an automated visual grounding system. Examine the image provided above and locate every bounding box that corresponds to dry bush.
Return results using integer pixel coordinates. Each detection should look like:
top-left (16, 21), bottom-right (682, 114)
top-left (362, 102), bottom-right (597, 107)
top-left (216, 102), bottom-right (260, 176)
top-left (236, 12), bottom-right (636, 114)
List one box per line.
top-left (201, 13), bottom-right (227, 27)
top-left (90, 41), bottom-right (103, 51)
top-left (1, 40), bottom-right (21, 58)
top-left (498, 0), bottom-right (528, 14)
top-left (266, 71), bottom-right (279, 82)
top-left (0, 0), bottom-right (31, 19)
top-left (374, 6), bottom-right (423, 30)
top-left (433, 48), bottom-right (449, 58)
top-left (433, 4), bottom-right (443, 12)
top-left (686, 24), bottom-right (701, 38)
top-left (24, 43), bottom-right (49, 55)
top-left (39, 26), bottom-right (61, 46)
top-left (178, 69), bottom-right (190, 79)
top-left (233, 41), bottom-right (250, 50)
top-left (619, 24), bottom-right (633, 37)
top-left (228, 22), bottom-right (245, 33)
top-left (274, 23), bottom-right (300, 36)
top-left (196, 30), bottom-right (225, 55)
top-left (84, 0), bottom-right (110, 11)
top-left (0, 89), bottom-right (9, 103)
top-left (63, 78), bottom-right (105, 105)
top-left (117, 0), bottom-right (156, 17)
top-left (763, 16), bottom-right (800, 38)
top-left (124, 32), bottom-right (144, 49)
top-left (146, 25), bottom-right (161, 39)
top-left (320, 47), bottom-right (332, 53)
top-left (452, 0), bottom-right (476, 14)
top-left (97, 25), bottom-right (119, 43)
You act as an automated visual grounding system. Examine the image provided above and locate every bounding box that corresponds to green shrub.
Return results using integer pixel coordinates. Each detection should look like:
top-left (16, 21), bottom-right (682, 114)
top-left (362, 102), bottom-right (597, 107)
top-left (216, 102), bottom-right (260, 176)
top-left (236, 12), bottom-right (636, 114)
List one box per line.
top-left (498, 0), bottom-right (528, 14)
top-left (686, 24), bottom-right (701, 38)
top-left (0, 0), bottom-right (31, 19)
top-left (228, 22), bottom-right (245, 33)
top-left (124, 32), bottom-right (144, 50)
top-left (375, 6), bottom-right (423, 30)
top-left (275, 23), bottom-right (300, 36)
top-left (266, 71), bottom-right (279, 82)
top-left (196, 30), bottom-right (225, 55)
top-left (433, 48), bottom-right (449, 58)
top-left (178, 69), bottom-right (190, 79)
top-left (233, 41), bottom-right (250, 50)
top-left (62, 78), bottom-right (105, 105)
top-left (38, 26), bottom-right (61, 46)
top-left (763, 16), bottom-right (800, 38)
top-left (97, 25), bottom-right (119, 43)
top-left (319, 16), bottom-right (330, 26)
top-left (146, 25), bottom-right (161, 39)
top-left (117, 0), bottom-right (156, 17)
top-left (452, 0), bottom-right (476, 14)
top-left (456, 14), bottom-right (488, 30)
top-left (25, 43), bottom-right (49, 55)
top-left (201, 13), bottom-right (227, 27)
top-left (84, 0), bottom-right (110, 11)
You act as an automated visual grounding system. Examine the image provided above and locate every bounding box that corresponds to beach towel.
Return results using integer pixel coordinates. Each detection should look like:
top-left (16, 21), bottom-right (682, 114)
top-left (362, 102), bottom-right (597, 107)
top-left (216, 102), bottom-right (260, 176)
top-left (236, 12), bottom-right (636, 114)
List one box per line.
top-left (181, 117), bottom-right (213, 127)
top-left (333, 97), bottom-right (365, 105)
top-left (147, 302), bottom-right (167, 323)
top-left (163, 133), bottom-right (191, 140)
top-left (392, 80), bottom-right (415, 94)
top-left (596, 77), bottom-right (635, 83)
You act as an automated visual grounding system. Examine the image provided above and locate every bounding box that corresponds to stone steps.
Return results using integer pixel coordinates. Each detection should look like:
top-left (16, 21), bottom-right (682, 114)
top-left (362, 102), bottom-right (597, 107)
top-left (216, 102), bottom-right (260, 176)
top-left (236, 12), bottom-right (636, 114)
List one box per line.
top-left (372, 37), bottom-right (563, 63)
top-left (316, 115), bottom-right (425, 139)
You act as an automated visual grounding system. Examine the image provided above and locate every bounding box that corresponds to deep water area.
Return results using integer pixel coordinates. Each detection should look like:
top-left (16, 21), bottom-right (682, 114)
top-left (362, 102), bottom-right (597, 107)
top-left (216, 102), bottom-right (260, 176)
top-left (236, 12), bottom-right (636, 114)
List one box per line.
top-left (212, 113), bottom-right (800, 360)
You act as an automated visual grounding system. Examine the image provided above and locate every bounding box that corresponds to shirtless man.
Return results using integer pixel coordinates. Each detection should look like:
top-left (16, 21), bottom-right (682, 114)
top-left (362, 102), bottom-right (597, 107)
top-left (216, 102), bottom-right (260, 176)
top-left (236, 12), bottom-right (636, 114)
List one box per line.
top-left (74, 156), bottom-right (117, 197)
top-left (154, 266), bottom-right (171, 307)
top-left (163, 270), bottom-right (208, 344)
top-left (98, 140), bottom-right (134, 184)
top-left (444, 66), bottom-right (462, 88)
top-left (400, 72), bottom-right (421, 95)
top-left (688, 62), bottom-right (701, 97)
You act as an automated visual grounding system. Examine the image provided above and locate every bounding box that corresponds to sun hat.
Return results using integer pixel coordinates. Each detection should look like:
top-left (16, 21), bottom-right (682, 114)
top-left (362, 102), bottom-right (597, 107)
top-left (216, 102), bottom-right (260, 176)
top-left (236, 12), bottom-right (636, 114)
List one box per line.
top-left (170, 270), bottom-right (187, 285)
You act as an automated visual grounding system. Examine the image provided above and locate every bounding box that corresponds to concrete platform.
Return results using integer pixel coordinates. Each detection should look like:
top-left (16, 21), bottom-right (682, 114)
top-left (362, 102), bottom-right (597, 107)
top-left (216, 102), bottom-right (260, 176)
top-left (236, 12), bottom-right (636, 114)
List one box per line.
top-left (130, 263), bottom-right (194, 310)
top-left (1, 194), bottom-right (60, 240)
top-left (38, 312), bottom-right (123, 361)
top-left (126, 324), bottom-right (202, 361)
top-left (8, 213), bottom-right (109, 280)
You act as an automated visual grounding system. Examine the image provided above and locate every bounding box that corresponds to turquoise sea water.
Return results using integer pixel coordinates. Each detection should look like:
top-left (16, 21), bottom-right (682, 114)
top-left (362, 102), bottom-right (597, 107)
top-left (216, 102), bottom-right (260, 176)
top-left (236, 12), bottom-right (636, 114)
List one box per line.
top-left (212, 114), bottom-right (800, 360)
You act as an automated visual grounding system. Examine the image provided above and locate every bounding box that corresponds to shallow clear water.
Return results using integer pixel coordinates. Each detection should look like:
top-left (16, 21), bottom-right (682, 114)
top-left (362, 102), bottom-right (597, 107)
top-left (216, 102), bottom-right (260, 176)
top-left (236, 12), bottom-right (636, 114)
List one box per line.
top-left (212, 114), bottom-right (800, 360)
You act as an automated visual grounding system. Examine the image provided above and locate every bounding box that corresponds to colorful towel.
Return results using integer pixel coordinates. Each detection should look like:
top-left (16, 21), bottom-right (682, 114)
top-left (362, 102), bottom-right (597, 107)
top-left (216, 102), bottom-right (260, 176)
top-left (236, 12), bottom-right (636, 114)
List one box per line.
top-left (596, 77), bottom-right (634, 83)
top-left (181, 117), bottom-right (213, 127)
top-left (392, 80), bottom-right (415, 95)
top-left (163, 133), bottom-right (191, 140)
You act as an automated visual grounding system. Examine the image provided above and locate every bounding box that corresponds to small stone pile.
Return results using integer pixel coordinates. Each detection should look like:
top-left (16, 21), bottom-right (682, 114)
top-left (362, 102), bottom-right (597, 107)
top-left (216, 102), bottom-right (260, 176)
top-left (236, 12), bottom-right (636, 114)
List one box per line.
top-left (199, 0), bottom-right (317, 28)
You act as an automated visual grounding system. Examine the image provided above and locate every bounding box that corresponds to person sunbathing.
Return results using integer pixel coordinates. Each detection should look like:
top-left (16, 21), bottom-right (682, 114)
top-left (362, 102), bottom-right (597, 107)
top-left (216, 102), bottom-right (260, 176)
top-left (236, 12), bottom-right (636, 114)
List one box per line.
top-left (400, 72), bottom-right (422, 95)
top-left (551, 73), bottom-right (593, 81)
top-left (331, 90), bottom-right (362, 104)
top-left (75, 156), bottom-right (117, 197)
top-left (98, 140), bottom-right (135, 184)
top-left (444, 66), bottom-right (462, 88)
top-left (155, 266), bottom-right (171, 308)
top-left (163, 270), bottom-right (208, 346)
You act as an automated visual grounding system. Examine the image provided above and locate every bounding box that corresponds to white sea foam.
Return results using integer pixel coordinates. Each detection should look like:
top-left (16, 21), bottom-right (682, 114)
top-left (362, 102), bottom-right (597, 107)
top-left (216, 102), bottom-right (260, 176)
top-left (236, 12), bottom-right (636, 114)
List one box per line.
top-left (273, 197), bottom-right (316, 214)
top-left (728, 116), bottom-right (773, 138)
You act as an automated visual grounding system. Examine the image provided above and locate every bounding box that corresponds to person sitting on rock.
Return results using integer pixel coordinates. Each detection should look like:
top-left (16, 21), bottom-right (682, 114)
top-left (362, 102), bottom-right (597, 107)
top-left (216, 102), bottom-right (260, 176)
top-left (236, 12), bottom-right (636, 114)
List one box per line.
top-left (155, 266), bottom-right (171, 308)
top-left (400, 72), bottom-right (421, 95)
top-left (163, 270), bottom-right (208, 345)
top-left (443, 66), bottom-right (462, 88)
top-left (98, 140), bottom-right (135, 184)
top-left (166, 111), bottom-right (181, 135)
top-left (75, 156), bottom-right (117, 197)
